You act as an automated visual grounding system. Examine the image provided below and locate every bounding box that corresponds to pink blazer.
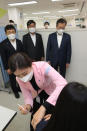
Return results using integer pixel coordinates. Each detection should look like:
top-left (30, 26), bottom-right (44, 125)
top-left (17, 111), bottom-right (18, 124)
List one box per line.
top-left (16, 62), bottom-right (67, 107)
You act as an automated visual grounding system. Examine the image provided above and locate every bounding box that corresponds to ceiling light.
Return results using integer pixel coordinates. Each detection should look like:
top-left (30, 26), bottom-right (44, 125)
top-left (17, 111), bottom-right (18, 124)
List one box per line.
top-left (51, 0), bottom-right (63, 1)
top-left (32, 12), bottom-right (50, 15)
top-left (63, 14), bottom-right (78, 17)
top-left (43, 15), bottom-right (57, 18)
top-left (58, 9), bottom-right (79, 13)
top-left (26, 17), bottom-right (38, 19)
top-left (8, 1), bottom-right (37, 6)
top-left (43, 15), bottom-right (60, 19)
top-left (48, 17), bottom-right (59, 19)
top-left (24, 17), bottom-right (43, 20)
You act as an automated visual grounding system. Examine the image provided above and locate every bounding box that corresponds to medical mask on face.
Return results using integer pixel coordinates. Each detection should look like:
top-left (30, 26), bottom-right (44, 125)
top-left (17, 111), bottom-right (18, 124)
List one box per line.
top-left (45, 25), bottom-right (49, 29)
top-left (57, 29), bottom-right (64, 35)
top-left (7, 34), bottom-right (16, 40)
top-left (29, 28), bottom-right (36, 33)
top-left (19, 71), bottom-right (33, 82)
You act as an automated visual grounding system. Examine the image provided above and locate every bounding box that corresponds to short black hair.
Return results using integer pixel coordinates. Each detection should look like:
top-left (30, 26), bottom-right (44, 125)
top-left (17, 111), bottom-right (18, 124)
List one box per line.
top-left (9, 20), bottom-right (14, 23)
top-left (56, 18), bottom-right (67, 26)
top-left (44, 22), bottom-right (50, 26)
top-left (5, 25), bottom-right (16, 33)
top-left (27, 20), bottom-right (36, 27)
top-left (8, 53), bottom-right (32, 73)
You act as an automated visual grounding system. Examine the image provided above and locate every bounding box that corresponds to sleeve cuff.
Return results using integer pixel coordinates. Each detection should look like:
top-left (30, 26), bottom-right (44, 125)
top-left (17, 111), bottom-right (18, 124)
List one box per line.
top-left (42, 101), bottom-right (54, 112)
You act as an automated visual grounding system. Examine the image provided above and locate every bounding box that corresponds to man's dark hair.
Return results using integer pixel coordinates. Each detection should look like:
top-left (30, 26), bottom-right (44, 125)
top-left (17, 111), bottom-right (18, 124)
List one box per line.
top-left (8, 53), bottom-right (32, 73)
top-left (44, 21), bottom-right (50, 26)
top-left (56, 18), bottom-right (67, 26)
top-left (5, 25), bottom-right (16, 33)
top-left (27, 20), bottom-right (36, 27)
top-left (9, 20), bottom-right (14, 23)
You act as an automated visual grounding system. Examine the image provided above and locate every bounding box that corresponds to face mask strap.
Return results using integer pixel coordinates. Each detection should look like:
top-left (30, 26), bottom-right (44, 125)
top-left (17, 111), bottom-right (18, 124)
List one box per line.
top-left (19, 71), bottom-right (33, 82)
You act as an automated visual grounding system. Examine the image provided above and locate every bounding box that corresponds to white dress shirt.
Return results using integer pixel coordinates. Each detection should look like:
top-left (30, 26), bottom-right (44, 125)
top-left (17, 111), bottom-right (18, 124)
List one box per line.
top-left (57, 33), bottom-right (63, 48)
top-left (10, 40), bottom-right (16, 50)
top-left (30, 34), bottom-right (36, 46)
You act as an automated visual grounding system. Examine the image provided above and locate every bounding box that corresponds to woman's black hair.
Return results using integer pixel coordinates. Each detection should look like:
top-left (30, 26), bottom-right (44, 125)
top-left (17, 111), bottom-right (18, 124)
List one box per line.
top-left (56, 18), bottom-right (67, 26)
top-left (27, 20), bottom-right (36, 27)
top-left (5, 25), bottom-right (16, 33)
top-left (43, 82), bottom-right (87, 131)
top-left (8, 53), bottom-right (32, 73)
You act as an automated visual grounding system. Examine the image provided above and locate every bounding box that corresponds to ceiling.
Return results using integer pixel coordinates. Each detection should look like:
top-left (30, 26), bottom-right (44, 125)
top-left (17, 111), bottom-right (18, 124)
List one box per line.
top-left (0, 0), bottom-right (87, 20)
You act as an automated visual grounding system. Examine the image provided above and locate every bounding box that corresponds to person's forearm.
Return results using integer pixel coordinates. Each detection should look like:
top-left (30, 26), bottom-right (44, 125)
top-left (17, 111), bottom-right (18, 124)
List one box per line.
top-left (31, 105), bottom-right (46, 130)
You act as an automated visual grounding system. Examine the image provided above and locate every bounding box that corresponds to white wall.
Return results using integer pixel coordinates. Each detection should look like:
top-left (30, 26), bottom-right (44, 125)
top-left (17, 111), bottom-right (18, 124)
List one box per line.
top-left (24, 19), bottom-right (58, 29)
top-left (18, 29), bottom-right (87, 85)
top-left (8, 8), bottom-right (24, 30)
top-left (23, 17), bottom-right (87, 29)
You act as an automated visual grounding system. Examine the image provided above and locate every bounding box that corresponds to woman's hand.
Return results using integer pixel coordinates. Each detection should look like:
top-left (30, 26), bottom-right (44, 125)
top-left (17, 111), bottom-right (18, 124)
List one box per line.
top-left (31, 105), bottom-right (46, 130)
top-left (19, 104), bottom-right (31, 115)
top-left (44, 114), bottom-right (52, 121)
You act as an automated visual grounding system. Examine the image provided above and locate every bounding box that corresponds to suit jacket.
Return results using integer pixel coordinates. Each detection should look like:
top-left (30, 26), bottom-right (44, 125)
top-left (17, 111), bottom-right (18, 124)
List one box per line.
top-left (0, 38), bottom-right (23, 70)
top-left (16, 62), bottom-right (67, 107)
top-left (46, 32), bottom-right (71, 67)
top-left (23, 33), bottom-right (44, 61)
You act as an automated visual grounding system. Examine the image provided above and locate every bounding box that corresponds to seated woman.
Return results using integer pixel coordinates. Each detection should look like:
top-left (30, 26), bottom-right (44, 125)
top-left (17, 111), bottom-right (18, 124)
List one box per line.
top-left (8, 52), bottom-right (67, 131)
top-left (36, 82), bottom-right (87, 131)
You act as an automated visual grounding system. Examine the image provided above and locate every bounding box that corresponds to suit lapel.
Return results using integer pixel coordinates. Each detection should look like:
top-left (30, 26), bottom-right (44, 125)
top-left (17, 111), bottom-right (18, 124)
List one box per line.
top-left (55, 32), bottom-right (59, 49)
top-left (35, 34), bottom-right (38, 47)
top-left (16, 39), bottom-right (19, 51)
top-left (56, 33), bottom-right (65, 48)
top-left (60, 33), bottom-right (65, 48)
top-left (28, 33), bottom-right (36, 47)
top-left (6, 39), bottom-right (16, 51)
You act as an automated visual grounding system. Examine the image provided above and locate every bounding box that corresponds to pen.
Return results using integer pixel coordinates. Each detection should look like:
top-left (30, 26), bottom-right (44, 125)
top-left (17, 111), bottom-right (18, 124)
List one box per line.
top-left (17, 104), bottom-right (27, 111)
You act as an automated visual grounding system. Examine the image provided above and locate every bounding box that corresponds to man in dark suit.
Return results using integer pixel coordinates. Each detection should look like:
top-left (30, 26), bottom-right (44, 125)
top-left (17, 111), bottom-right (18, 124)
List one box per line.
top-left (23, 20), bottom-right (44, 61)
top-left (0, 25), bottom-right (23, 98)
top-left (46, 18), bottom-right (71, 78)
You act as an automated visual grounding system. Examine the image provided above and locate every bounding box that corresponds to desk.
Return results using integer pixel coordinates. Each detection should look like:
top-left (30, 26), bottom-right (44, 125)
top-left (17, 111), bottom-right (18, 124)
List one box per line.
top-left (0, 106), bottom-right (17, 131)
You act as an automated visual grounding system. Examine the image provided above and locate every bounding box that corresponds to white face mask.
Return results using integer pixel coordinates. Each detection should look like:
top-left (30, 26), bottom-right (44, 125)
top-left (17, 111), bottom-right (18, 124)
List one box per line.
top-left (57, 29), bottom-right (64, 35)
top-left (45, 25), bottom-right (49, 29)
top-left (19, 71), bottom-right (33, 82)
top-left (29, 28), bottom-right (36, 33)
top-left (7, 34), bottom-right (16, 40)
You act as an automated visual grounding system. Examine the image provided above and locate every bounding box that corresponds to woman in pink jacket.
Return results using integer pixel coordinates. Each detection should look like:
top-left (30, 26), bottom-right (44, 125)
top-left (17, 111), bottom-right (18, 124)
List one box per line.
top-left (8, 52), bottom-right (67, 131)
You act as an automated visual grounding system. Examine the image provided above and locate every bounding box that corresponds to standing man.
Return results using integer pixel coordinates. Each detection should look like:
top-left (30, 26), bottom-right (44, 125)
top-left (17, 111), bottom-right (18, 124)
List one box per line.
top-left (46, 18), bottom-right (71, 78)
top-left (0, 25), bottom-right (23, 98)
top-left (23, 20), bottom-right (44, 61)
top-left (44, 21), bottom-right (50, 29)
